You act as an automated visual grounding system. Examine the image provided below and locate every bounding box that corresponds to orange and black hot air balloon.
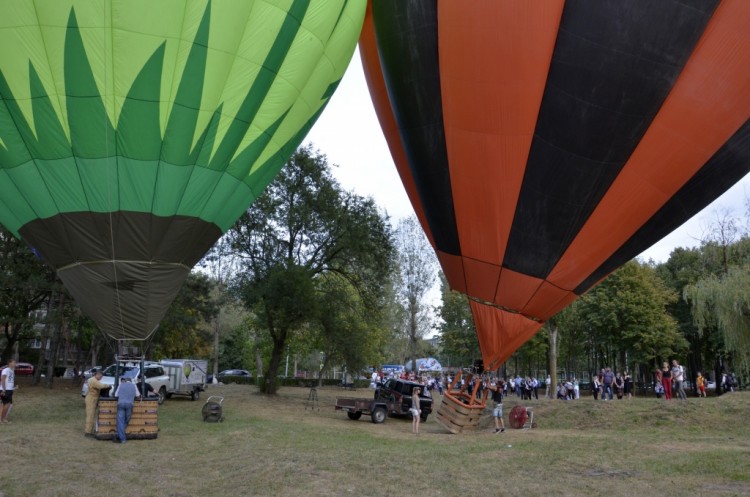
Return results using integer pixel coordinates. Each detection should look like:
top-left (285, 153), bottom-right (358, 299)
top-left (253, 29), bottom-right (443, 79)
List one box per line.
top-left (360, 0), bottom-right (750, 370)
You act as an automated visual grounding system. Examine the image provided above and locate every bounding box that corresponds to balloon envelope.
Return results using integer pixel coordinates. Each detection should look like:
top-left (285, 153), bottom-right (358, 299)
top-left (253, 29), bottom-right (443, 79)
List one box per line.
top-left (361, 1), bottom-right (750, 368)
top-left (0, 0), bottom-right (365, 340)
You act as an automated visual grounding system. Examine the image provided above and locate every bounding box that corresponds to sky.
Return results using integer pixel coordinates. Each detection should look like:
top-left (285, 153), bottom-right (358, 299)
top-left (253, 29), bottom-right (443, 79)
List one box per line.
top-left (304, 49), bottom-right (750, 265)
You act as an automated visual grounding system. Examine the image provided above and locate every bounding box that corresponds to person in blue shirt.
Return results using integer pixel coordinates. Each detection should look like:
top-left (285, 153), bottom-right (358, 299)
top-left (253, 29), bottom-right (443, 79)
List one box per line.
top-left (114, 376), bottom-right (140, 443)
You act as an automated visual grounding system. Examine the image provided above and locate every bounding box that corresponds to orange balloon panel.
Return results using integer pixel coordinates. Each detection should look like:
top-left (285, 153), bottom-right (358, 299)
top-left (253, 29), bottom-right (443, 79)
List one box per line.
top-left (361, 0), bottom-right (750, 366)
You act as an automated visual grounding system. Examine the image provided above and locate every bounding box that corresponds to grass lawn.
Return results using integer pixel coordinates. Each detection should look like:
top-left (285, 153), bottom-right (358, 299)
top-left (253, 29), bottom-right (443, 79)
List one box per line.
top-left (1, 378), bottom-right (749, 497)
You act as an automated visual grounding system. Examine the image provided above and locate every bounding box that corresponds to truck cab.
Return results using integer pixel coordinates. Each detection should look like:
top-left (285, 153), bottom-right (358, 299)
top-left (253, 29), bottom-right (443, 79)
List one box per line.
top-left (374, 378), bottom-right (433, 421)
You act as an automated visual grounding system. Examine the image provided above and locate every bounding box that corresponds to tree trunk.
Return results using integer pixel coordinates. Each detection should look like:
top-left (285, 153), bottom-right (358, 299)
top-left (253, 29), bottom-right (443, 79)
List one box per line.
top-left (213, 319), bottom-right (220, 378)
top-left (2, 321), bottom-right (18, 364)
top-left (261, 331), bottom-right (287, 395)
top-left (548, 322), bottom-right (558, 396)
top-left (255, 348), bottom-right (264, 380)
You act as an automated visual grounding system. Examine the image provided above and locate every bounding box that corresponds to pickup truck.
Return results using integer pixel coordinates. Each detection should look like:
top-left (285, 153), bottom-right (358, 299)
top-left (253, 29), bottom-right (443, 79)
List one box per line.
top-left (81, 362), bottom-right (170, 404)
top-left (374, 378), bottom-right (433, 421)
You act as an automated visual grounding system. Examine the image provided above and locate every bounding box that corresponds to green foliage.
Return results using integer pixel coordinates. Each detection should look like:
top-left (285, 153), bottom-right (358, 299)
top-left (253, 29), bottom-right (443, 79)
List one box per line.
top-left (513, 325), bottom-right (550, 373)
top-left (685, 264), bottom-right (750, 370)
top-left (578, 260), bottom-right (686, 368)
top-left (681, 212), bottom-right (750, 381)
top-left (227, 145), bottom-right (395, 394)
top-left (437, 274), bottom-right (480, 368)
top-left (0, 227), bottom-right (59, 362)
top-left (315, 275), bottom-right (389, 375)
top-left (218, 321), bottom-right (256, 371)
top-left (152, 272), bottom-right (217, 359)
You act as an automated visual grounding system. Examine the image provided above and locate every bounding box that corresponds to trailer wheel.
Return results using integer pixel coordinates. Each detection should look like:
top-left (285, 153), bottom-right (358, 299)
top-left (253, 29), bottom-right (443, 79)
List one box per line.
top-left (191, 388), bottom-right (200, 401)
top-left (347, 411), bottom-right (363, 421)
top-left (371, 407), bottom-right (386, 424)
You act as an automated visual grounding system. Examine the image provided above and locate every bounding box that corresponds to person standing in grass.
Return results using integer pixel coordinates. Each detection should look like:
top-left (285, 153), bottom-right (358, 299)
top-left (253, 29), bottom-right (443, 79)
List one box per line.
top-left (410, 387), bottom-right (422, 434)
top-left (654, 369), bottom-right (665, 398)
top-left (114, 376), bottom-right (140, 443)
top-left (84, 370), bottom-right (109, 436)
top-left (696, 372), bottom-right (707, 398)
top-left (490, 380), bottom-right (505, 434)
top-left (614, 373), bottom-right (624, 399)
top-left (623, 371), bottom-right (633, 400)
top-left (672, 360), bottom-right (687, 400)
top-left (1, 359), bottom-right (16, 423)
top-left (592, 374), bottom-right (601, 400)
top-left (602, 368), bottom-right (615, 401)
top-left (661, 362), bottom-right (673, 400)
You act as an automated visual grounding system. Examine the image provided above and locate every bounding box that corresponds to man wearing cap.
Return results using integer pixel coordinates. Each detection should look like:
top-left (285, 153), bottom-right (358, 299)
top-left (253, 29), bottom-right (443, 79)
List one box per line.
top-left (114, 376), bottom-right (140, 444)
top-left (84, 369), bottom-right (109, 437)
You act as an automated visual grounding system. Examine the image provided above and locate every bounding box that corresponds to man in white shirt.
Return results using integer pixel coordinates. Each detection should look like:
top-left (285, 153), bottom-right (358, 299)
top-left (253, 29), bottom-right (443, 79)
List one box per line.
top-left (1, 359), bottom-right (17, 423)
top-left (672, 360), bottom-right (687, 400)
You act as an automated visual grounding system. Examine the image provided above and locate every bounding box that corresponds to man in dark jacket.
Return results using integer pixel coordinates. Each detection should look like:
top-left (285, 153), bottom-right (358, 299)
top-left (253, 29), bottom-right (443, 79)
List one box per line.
top-left (602, 368), bottom-right (615, 401)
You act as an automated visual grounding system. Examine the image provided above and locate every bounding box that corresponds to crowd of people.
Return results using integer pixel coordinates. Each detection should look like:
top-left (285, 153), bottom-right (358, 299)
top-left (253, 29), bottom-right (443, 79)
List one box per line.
top-left (367, 363), bottom-right (742, 403)
top-left (589, 367), bottom-right (632, 400)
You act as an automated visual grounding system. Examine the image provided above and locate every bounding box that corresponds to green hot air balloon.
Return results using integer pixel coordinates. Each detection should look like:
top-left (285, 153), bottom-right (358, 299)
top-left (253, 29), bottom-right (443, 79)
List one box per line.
top-left (0, 0), bottom-right (365, 341)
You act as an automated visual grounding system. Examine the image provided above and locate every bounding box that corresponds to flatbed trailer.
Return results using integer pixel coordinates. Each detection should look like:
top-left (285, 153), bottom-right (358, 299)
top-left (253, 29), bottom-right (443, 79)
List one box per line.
top-left (335, 397), bottom-right (390, 424)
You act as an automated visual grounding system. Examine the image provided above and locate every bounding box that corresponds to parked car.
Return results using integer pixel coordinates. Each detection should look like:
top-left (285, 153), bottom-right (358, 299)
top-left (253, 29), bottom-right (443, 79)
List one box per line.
top-left (374, 378), bottom-right (433, 422)
top-left (81, 362), bottom-right (170, 404)
top-left (82, 366), bottom-right (102, 380)
top-left (0, 362), bottom-right (34, 376)
top-left (217, 369), bottom-right (252, 382)
top-left (17, 362), bottom-right (35, 375)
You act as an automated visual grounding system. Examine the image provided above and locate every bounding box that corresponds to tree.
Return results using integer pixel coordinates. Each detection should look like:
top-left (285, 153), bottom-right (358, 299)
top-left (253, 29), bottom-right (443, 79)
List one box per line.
top-left (578, 261), bottom-right (687, 382)
top-left (200, 236), bottom-right (246, 377)
top-left (437, 274), bottom-right (479, 369)
top-left (685, 265), bottom-right (750, 375)
top-left (393, 216), bottom-right (437, 371)
top-left (681, 208), bottom-right (750, 392)
top-left (0, 227), bottom-right (58, 363)
top-left (312, 275), bottom-right (389, 384)
top-left (227, 145), bottom-right (395, 394)
top-left (151, 272), bottom-right (218, 359)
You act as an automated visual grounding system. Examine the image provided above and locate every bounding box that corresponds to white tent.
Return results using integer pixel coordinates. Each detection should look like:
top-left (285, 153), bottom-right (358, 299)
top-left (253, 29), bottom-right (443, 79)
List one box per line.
top-left (406, 357), bottom-right (442, 372)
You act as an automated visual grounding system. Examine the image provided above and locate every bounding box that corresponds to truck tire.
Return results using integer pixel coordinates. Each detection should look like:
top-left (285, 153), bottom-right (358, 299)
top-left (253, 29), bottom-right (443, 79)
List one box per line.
top-left (191, 388), bottom-right (200, 401)
top-left (420, 412), bottom-right (429, 422)
top-left (158, 387), bottom-right (167, 405)
top-left (371, 406), bottom-right (386, 424)
top-left (347, 411), bottom-right (363, 421)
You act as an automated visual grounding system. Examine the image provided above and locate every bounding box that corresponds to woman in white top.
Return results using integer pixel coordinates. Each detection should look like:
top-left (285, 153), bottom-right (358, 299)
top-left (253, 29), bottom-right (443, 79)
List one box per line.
top-left (410, 387), bottom-right (422, 434)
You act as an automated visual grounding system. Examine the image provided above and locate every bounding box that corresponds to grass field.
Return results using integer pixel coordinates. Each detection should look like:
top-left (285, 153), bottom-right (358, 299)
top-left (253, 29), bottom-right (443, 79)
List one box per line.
top-left (1, 378), bottom-right (749, 497)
